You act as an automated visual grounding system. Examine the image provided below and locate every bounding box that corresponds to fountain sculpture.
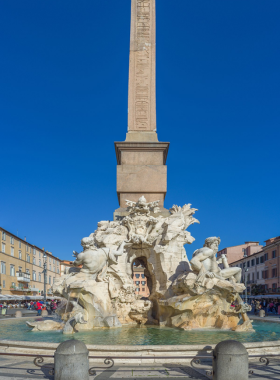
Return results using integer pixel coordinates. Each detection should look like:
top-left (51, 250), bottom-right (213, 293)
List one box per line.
top-left (27, 196), bottom-right (253, 334)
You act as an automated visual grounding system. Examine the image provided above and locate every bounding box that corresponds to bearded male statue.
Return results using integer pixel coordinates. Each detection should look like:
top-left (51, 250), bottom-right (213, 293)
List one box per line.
top-left (72, 238), bottom-right (127, 281)
top-left (190, 237), bottom-right (242, 285)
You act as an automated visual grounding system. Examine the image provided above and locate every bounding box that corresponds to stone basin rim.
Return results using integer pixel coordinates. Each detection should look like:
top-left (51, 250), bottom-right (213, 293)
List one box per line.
top-left (1, 339), bottom-right (280, 352)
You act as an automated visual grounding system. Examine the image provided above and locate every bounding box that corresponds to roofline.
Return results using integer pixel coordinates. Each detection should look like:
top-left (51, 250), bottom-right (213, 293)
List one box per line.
top-left (218, 242), bottom-right (263, 251)
top-left (0, 226), bottom-right (62, 262)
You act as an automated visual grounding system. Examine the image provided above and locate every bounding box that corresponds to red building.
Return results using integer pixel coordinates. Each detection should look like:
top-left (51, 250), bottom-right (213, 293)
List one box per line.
top-left (132, 265), bottom-right (150, 297)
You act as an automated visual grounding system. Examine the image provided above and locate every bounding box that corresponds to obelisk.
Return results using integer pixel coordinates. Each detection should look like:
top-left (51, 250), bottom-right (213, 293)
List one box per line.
top-left (126, 0), bottom-right (157, 142)
top-left (114, 0), bottom-right (169, 219)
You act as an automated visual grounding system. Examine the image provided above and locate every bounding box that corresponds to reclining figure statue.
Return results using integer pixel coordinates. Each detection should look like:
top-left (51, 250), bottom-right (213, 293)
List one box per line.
top-left (190, 237), bottom-right (242, 286)
top-left (72, 238), bottom-right (127, 280)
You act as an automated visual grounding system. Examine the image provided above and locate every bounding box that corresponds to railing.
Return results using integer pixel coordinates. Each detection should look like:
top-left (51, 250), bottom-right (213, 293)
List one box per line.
top-left (0, 351), bottom-right (278, 377)
top-left (10, 286), bottom-right (31, 292)
top-left (16, 271), bottom-right (30, 283)
top-left (30, 287), bottom-right (40, 292)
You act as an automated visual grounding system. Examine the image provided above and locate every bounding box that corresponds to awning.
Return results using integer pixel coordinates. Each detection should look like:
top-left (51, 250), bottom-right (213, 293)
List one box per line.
top-left (246, 295), bottom-right (280, 299)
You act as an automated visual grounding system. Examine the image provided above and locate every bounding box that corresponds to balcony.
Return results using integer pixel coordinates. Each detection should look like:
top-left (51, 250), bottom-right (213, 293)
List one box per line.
top-left (16, 271), bottom-right (30, 283)
top-left (10, 286), bottom-right (31, 292)
top-left (30, 287), bottom-right (40, 292)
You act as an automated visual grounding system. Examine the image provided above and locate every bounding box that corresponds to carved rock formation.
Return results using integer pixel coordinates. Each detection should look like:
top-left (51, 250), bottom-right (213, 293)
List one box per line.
top-left (26, 197), bottom-right (253, 333)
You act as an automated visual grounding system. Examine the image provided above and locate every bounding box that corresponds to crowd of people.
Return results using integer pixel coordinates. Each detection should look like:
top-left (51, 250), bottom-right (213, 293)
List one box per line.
top-left (0, 299), bottom-right (60, 316)
top-left (250, 298), bottom-right (280, 316)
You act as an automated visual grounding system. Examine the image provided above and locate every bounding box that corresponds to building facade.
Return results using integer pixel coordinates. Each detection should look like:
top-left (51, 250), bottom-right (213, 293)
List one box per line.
top-left (217, 241), bottom-right (262, 264)
top-left (60, 260), bottom-right (73, 276)
top-left (0, 227), bottom-right (61, 297)
top-left (230, 250), bottom-right (266, 296)
top-left (262, 236), bottom-right (280, 293)
top-left (133, 265), bottom-right (150, 298)
top-left (229, 236), bottom-right (280, 296)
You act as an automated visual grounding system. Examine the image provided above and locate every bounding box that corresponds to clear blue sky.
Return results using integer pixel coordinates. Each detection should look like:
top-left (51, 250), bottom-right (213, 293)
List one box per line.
top-left (1, 0), bottom-right (279, 261)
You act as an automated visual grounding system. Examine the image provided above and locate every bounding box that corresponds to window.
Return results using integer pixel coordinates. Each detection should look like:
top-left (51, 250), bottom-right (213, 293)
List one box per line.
top-left (251, 259), bottom-right (255, 266)
top-left (135, 274), bottom-right (140, 278)
top-left (11, 247), bottom-right (14, 256)
top-left (26, 245), bottom-right (28, 251)
top-left (136, 281), bottom-right (140, 285)
top-left (257, 272), bottom-right (259, 280)
top-left (49, 264), bottom-right (51, 271)
top-left (247, 274), bottom-right (250, 282)
top-left (141, 274), bottom-right (145, 278)
top-left (260, 256), bottom-right (264, 264)
top-left (10, 236), bottom-right (14, 244)
top-left (242, 248), bottom-right (245, 252)
top-left (33, 257), bottom-right (36, 265)
top-left (2, 243), bottom-right (5, 253)
top-left (39, 273), bottom-right (41, 282)
top-left (247, 261), bottom-right (250, 267)
top-left (39, 259), bottom-right (41, 267)
top-left (272, 283), bottom-right (277, 290)
top-left (33, 248), bottom-right (36, 255)
top-left (39, 251), bottom-right (41, 258)
top-left (262, 270), bottom-right (268, 279)
top-left (33, 271), bottom-right (36, 281)
top-left (272, 250), bottom-right (277, 259)
top-left (19, 241), bottom-right (21, 248)
top-left (53, 277), bottom-right (55, 284)
top-left (57, 268), bottom-right (59, 274)
top-left (264, 253), bottom-right (268, 261)
top-left (49, 257), bottom-right (51, 263)
top-left (256, 257), bottom-right (259, 265)
top-left (2, 232), bottom-right (6, 241)
top-left (142, 288), bottom-right (145, 291)
top-left (136, 288), bottom-right (140, 292)
top-left (49, 276), bottom-right (51, 285)
top-left (27, 254), bottom-right (30, 263)
top-left (19, 250), bottom-right (22, 260)
top-left (53, 258), bottom-right (55, 264)
top-left (10, 265), bottom-right (15, 276)
top-left (242, 263), bottom-right (245, 268)
top-left (272, 268), bottom-right (277, 277)
top-left (1, 262), bottom-right (6, 274)
top-left (3, 280), bottom-right (5, 288)
top-left (26, 269), bottom-right (29, 274)
top-left (141, 281), bottom-right (146, 285)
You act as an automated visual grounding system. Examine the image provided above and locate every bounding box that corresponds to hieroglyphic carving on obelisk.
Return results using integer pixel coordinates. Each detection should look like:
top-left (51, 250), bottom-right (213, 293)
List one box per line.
top-left (127, 0), bottom-right (157, 138)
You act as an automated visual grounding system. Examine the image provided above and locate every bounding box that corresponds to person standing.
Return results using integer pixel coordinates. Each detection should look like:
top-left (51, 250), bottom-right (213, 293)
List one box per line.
top-left (36, 301), bottom-right (42, 316)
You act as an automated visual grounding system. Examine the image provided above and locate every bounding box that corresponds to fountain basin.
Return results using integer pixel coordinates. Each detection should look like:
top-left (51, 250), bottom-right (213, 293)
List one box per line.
top-left (0, 318), bottom-right (280, 362)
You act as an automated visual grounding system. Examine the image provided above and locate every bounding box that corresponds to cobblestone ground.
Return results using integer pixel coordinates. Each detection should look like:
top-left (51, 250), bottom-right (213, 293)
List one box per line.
top-left (1, 356), bottom-right (280, 380)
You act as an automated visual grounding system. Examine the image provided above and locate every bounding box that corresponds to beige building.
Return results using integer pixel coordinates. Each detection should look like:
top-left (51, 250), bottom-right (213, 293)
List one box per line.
top-left (230, 250), bottom-right (266, 296)
top-left (60, 260), bottom-right (80, 275)
top-left (0, 227), bottom-right (61, 297)
top-left (217, 241), bottom-right (262, 264)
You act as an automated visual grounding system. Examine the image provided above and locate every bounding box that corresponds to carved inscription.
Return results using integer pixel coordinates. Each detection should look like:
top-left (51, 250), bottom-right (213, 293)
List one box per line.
top-left (135, 0), bottom-right (152, 130)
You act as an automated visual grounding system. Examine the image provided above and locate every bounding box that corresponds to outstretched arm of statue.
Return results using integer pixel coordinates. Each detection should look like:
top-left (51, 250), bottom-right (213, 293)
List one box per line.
top-left (114, 241), bottom-right (126, 256)
top-left (109, 240), bottom-right (129, 262)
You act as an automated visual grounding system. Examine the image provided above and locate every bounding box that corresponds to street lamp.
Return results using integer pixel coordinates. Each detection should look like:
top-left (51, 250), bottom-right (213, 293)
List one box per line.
top-left (243, 253), bottom-right (248, 304)
top-left (42, 252), bottom-right (47, 304)
top-left (244, 268), bottom-right (249, 304)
